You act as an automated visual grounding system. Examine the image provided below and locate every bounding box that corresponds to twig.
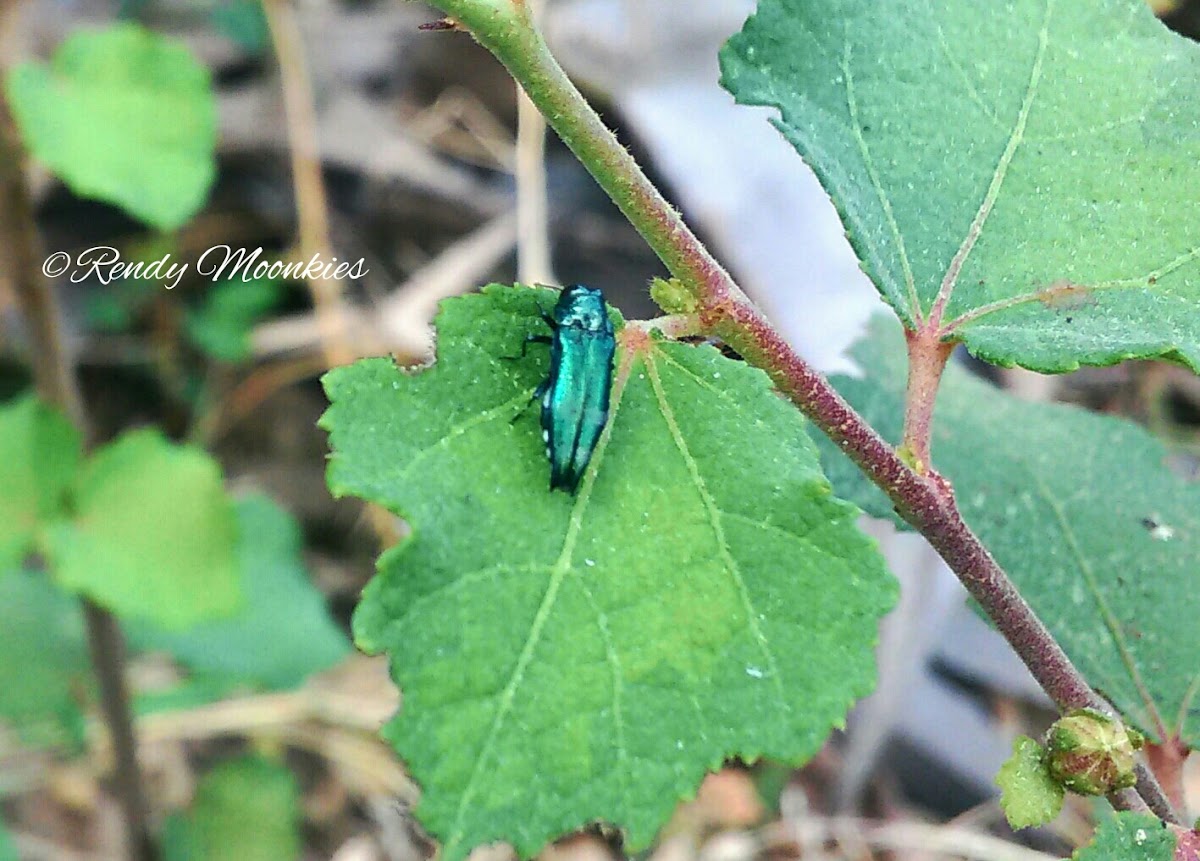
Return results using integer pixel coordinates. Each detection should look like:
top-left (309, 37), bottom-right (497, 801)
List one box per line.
top-left (0, 109), bottom-right (82, 425)
top-left (83, 604), bottom-right (158, 861)
top-left (248, 209), bottom-right (518, 360)
top-left (515, 0), bottom-right (555, 284)
top-left (1, 94), bottom-right (158, 861)
top-left (262, 0), bottom-right (405, 550)
top-left (13, 830), bottom-right (94, 861)
top-left (778, 816), bottom-right (1061, 861)
top-left (418, 0), bottom-right (1181, 825)
top-left (100, 679), bottom-right (412, 798)
top-left (262, 0), bottom-right (354, 368)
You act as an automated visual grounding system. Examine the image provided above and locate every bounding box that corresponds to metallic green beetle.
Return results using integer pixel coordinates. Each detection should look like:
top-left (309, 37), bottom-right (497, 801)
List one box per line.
top-left (525, 285), bottom-right (616, 494)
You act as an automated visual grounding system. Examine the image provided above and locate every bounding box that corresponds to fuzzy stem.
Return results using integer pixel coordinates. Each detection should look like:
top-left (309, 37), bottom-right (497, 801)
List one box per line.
top-left (420, 0), bottom-right (1178, 824)
top-left (899, 328), bottom-right (955, 473)
top-left (1144, 739), bottom-right (1189, 817)
top-left (427, 0), bottom-right (735, 304)
top-left (1, 92), bottom-right (159, 860)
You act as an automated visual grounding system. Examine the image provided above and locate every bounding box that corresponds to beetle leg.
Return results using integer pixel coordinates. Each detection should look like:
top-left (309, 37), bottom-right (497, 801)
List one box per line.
top-left (519, 334), bottom-right (553, 358)
top-left (510, 377), bottom-right (551, 425)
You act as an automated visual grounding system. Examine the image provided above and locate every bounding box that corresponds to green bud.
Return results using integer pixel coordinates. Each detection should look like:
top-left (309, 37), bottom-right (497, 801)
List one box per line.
top-left (1045, 709), bottom-right (1144, 796)
top-left (649, 277), bottom-right (697, 315)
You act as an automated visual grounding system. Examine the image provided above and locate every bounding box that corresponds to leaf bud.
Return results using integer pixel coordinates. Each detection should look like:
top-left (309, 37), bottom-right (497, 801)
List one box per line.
top-left (1045, 708), bottom-right (1144, 796)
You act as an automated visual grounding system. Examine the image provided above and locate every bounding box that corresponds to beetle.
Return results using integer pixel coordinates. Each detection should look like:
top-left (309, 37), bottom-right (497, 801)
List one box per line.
top-left (520, 285), bottom-right (616, 494)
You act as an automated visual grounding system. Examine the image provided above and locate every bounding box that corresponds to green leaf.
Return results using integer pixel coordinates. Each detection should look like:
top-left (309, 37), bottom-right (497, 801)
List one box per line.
top-left (5, 23), bottom-right (216, 231)
top-left (721, 0), bottom-right (1200, 372)
top-left (185, 278), bottom-right (285, 362)
top-left (817, 316), bottom-right (1200, 748)
top-left (996, 735), bottom-right (1063, 829)
top-left (83, 236), bottom-right (181, 332)
top-left (322, 285), bottom-right (897, 861)
top-left (129, 494), bottom-right (350, 688)
top-left (170, 755), bottom-right (302, 861)
top-left (43, 429), bottom-right (241, 629)
top-left (1070, 813), bottom-right (1177, 861)
top-left (0, 395), bottom-right (82, 572)
top-left (0, 568), bottom-right (90, 746)
top-left (161, 812), bottom-right (196, 861)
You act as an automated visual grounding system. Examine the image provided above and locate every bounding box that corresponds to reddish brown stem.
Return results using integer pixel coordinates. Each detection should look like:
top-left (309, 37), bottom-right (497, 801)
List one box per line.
top-left (702, 295), bottom-right (1176, 822)
top-left (900, 328), bottom-right (955, 473)
top-left (1145, 738), bottom-right (1189, 816)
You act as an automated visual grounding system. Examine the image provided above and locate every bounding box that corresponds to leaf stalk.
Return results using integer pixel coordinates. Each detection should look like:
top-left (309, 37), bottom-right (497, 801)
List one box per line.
top-left (899, 328), bottom-right (955, 473)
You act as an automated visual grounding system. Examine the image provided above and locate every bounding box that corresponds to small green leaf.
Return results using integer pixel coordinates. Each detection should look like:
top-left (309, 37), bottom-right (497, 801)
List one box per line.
top-left (185, 278), bottom-right (285, 362)
top-left (129, 494), bottom-right (350, 688)
top-left (43, 429), bottom-right (240, 629)
top-left (5, 23), bottom-right (216, 231)
top-left (721, 0), bottom-right (1200, 372)
top-left (0, 568), bottom-right (90, 746)
top-left (1070, 813), bottom-right (1176, 861)
top-left (817, 317), bottom-right (1200, 748)
top-left (996, 735), bottom-right (1063, 830)
top-left (0, 394), bottom-right (82, 572)
top-left (322, 285), bottom-right (897, 861)
top-left (649, 277), bottom-right (697, 315)
top-left (171, 755), bottom-right (301, 861)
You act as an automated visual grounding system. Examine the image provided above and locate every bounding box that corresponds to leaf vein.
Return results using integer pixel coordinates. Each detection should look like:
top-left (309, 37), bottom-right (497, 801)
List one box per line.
top-left (394, 390), bottom-right (532, 486)
top-left (645, 354), bottom-right (790, 715)
top-left (929, 0), bottom-right (1053, 326)
top-left (720, 510), bottom-right (820, 550)
top-left (442, 350), bottom-right (637, 856)
top-left (390, 564), bottom-right (547, 633)
top-left (655, 351), bottom-right (736, 403)
top-left (1174, 672), bottom-right (1200, 739)
top-left (1027, 467), bottom-right (1167, 738)
top-left (925, 0), bottom-right (1005, 129)
top-left (1026, 110), bottom-right (1145, 143)
top-left (574, 577), bottom-right (630, 813)
top-left (841, 36), bottom-right (920, 320)
top-left (942, 243), bottom-right (1200, 333)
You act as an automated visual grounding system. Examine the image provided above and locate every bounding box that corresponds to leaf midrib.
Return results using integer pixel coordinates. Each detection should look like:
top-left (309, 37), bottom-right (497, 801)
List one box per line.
top-left (1023, 462), bottom-right (1167, 738)
top-left (645, 353), bottom-right (790, 718)
top-left (928, 0), bottom-right (1052, 328)
top-left (441, 346), bottom-right (640, 856)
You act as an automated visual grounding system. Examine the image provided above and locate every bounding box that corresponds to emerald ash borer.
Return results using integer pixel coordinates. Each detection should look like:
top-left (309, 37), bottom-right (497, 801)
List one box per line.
top-left (523, 285), bottom-right (616, 494)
